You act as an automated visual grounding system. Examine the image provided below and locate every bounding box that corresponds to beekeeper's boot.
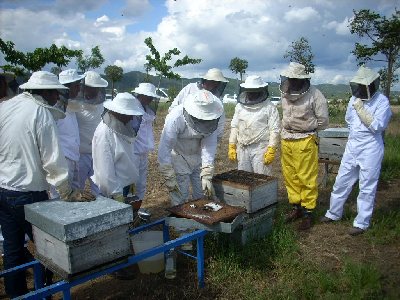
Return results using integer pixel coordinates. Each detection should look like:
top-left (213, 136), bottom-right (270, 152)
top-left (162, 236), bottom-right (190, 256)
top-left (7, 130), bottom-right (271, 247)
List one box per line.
top-left (298, 211), bottom-right (313, 231)
top-left (285, 204), bottom-right (303, 223)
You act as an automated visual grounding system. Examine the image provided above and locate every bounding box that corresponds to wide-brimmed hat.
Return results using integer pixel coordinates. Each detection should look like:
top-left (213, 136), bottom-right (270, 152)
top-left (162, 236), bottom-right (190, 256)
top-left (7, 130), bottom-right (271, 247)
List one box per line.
top-left (280, 62), bottom-right (311, 79)
top-left (84, 71), bottom-right (108, 87)
top-left (132, 82), bottom-right (160, 98)
top-left (240, 75), bottom-right (268, 88)
top-left (103, 92), bottom-right (144, 116)
top-left (202, 68), bottom-right (229, 82)
top-left (59, 69), bottom-right (85, 84)
top-left (183, 90), bottom-right (224, 120)
top-left (19, 71), bottom-right (68, 90)
top-left (350, 65), bottom-right (379, 86)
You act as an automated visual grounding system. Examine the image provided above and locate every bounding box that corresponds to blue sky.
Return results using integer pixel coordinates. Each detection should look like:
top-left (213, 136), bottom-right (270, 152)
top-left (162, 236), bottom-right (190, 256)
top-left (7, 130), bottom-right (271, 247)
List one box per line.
top-left (0, 0), bottom-right (398, 89)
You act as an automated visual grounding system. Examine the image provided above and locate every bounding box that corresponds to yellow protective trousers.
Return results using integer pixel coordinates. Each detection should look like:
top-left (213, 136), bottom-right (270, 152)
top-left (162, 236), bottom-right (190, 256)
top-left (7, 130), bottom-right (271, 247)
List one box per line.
top-left (281, 135), bottom-right (319, 210)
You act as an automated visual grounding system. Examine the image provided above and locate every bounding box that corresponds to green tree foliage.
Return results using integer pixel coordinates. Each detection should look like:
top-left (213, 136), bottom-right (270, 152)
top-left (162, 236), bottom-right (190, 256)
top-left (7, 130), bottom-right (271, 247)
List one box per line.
top-left (76, 45), bottom-right (105, 73)
top-left (284, 37), bottom-right (315, 74)
top-left (144, 37), bottom-right (202, 87)
top-left (349, 9), bottom-right (400, 98)
top-left (51, 66), bottom-right (62, 76)
top-left (0, 38), bottom-right (82, 74)
top-left (229, 57), bottom-right (248, 82)
top-left (104, 65), bottom-right (123, 98)
top-left (143, 62), bottom-right (152, 83)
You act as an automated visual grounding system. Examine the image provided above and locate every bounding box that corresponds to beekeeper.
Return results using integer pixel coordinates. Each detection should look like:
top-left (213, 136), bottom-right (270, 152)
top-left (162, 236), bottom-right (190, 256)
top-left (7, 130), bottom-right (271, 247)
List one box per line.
top-left (0, 71), bottom-right (88, 298)
top-left (125, 83), bottom-right (160, 209)
top-left (73, 71), bottom-right (108, 195)
top-left (169, 68), bottom-right (229, 140)
top-left (48, 69), bottom-right (85, 198)
top-left (158, 89), bottom-right (224, 206)
top-left (91, 92), bottom-right (145, 201)
top-left (321, 66), bottom-right (392, 235)
top-left (280, 62), bottom-right (329, 230)
top-left (228, 75), bottom-right (281, 175)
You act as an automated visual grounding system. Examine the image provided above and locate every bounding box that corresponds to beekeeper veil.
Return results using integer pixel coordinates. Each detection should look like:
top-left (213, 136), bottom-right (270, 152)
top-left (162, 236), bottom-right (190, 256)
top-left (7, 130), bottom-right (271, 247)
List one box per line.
top-left (279, 62), bottom-right (311, 101)
top-left (183, 90), bottom-right (224, 134)
top-left (132, 82), bottom-right (161, 115)
top-left (200, 68), bottom-right (229, 98)
top-left (57, 69), bottom-right (86, 112)
top-left (238, 75), bottom-right (269, 105)
top-left (349, 66), bottom-right (380, 101)
top-left (80, 71), bottom-right (108, 105)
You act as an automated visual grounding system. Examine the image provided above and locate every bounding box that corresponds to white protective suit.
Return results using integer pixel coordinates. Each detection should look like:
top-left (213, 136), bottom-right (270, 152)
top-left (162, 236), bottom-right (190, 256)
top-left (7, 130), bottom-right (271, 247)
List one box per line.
top-left (230, 100), bottom-right (281, 175)
top-left (133, 108), bottom-right (156, 200)
top-left (169, 82), bottom-right (226, 141)
top-left (325, 93), bottom-right (392, 229)
top-left (73, 102), bottom-right (103, 194)
top-left (0, 92), bottom-right (69, 192)
top-left (91, 120), bottom-right (138, 198)
top-left (158, 105), bottom-right (219, 206)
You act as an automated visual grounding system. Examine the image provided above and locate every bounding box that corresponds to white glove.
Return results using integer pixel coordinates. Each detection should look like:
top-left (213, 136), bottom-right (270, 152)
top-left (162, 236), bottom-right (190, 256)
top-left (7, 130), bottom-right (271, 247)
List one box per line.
top-left (159, 164), bottom-right (181, 194)
top-left (353, 98), bottom-right (373, 127)
top-left (200, 165), bottom-right (215, 198)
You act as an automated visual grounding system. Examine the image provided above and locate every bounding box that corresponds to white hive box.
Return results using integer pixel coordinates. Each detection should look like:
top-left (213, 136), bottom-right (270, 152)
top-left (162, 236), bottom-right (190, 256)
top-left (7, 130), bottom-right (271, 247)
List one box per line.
top-left (25, 196), bottom-right (133, 277)
top-left (212, 170), bottom-right (278, 213)
top-left (319, 127), bottom-right (349, 162)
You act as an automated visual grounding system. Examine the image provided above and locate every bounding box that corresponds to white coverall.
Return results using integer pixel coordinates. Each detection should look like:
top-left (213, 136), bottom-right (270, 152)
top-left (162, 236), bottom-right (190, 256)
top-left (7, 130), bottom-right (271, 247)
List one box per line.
top-left (133, 108), bottom-right (156, 200)
top-left (49, 109), bottom-right (80, 198)
top-left (91, 121), bottom-right (139, 198)
top-left (230, 100), bottom-right (281, 175)
top-left (158, 105), bottom-right (219, 206)
top-left (169, 82), bottom-right (225, 141)
top-left (325, 93), bottom-right (392, 229)
top-left (0, 92), bottom-right (69, 191)
top-left (74, 102), bottom-right (103, 195)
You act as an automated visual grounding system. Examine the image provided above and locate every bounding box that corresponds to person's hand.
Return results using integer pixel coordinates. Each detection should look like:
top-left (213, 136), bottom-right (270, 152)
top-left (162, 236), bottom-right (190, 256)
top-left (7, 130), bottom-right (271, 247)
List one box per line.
top-left (228, 143), bottom-right (237, 161)
top-left (201, 165), bottom-right (215, 199)
top-left (264, 146), bottom-right (276, 165)
top-left (159, 164), bottom-right (181, 194)
top-left (352, 98), bottom-right (363, 111)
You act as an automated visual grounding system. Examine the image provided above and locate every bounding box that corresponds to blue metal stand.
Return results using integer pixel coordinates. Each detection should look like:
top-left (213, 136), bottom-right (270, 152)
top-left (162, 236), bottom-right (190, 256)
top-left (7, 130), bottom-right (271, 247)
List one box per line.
top-left (0, 218), bottom-right (208, 299)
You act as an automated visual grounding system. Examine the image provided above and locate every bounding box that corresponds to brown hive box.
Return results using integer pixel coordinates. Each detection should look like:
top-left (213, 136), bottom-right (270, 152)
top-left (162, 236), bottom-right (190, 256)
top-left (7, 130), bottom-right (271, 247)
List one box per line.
top-left (212, 169), bottom-right (278, 213)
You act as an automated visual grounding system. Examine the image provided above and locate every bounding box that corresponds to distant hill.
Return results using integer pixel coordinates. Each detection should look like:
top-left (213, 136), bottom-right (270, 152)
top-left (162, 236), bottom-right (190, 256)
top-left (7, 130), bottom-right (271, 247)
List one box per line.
top-left (109, 71), bottom-right (397, 100)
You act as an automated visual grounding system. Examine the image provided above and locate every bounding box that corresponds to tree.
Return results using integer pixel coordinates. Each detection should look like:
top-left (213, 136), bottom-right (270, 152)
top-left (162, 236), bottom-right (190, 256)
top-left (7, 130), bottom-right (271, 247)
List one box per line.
top-left (144, 37), bottom-right (202, 88)
top-left (229, 57), bottom-right (248, 82)
top-left (283, 37), bottom-right (315, 74)
top-left (104, 65), bottom-right (123, 98)
top-left (349, 9), bottom-right (400, 98)
top-left (0, 38), bottom-right (82, 74)
top-left (143, 62), bottom-right (152, 83)
top-left (51, 66), bottom-right (62, 76)
top-left (76, 45), bottom-right (105, 73)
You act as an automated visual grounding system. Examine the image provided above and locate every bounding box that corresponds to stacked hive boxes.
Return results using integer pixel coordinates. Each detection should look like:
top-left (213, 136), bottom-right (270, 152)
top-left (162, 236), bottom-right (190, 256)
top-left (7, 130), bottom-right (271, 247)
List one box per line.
top-left (212, 170), bottom-right (278, 244)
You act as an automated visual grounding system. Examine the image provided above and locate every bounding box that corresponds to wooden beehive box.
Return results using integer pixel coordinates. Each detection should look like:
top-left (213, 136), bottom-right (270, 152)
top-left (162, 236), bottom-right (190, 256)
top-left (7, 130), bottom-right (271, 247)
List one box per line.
top-left (212, 170), bottom-right (278, 213)
top-left (318, 127), bottom-right (349, 162)
top-left (24, 196), bottom-right (133, 277)
top-left (231, 204), bottom-right (277, 245)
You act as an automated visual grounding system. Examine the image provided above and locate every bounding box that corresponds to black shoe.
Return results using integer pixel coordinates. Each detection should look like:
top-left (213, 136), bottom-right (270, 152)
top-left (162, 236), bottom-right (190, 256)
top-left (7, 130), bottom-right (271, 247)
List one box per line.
top-left (348, 227), bottom-right (365, 236)
top-left (298, 214), bottom-right (312, 230)
top-left (320, 216), bottom-right (334, 223)
top-left (285, 206), bottom-right (303, 223)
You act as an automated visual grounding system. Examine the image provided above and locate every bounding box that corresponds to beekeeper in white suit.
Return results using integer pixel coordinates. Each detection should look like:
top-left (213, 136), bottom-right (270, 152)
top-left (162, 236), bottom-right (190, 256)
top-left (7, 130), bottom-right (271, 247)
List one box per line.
top-left (73, 71), bottom-right (108, 196)
top-left (321, 66), bottom-right (392, 235)
top-left (126, 83), bottom-right (160, 210)
top-left (228, 75), bottom-right (281, 175)
top-left (0, 71), bottom-right (90, 298)
top-left (49, 69), bottom-right (85, 198)
top-left (169, 68), bottom-right (228, 141)
top-left (158, 89), bottom-right (224, 205)
top-left (92, 92), bottom-right (144, 201)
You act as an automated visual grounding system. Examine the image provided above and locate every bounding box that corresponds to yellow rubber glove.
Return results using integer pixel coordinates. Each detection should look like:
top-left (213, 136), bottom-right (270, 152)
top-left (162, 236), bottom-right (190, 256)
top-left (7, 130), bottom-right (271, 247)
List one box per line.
top-left (228, 143), bottom-right (237, 161)
top-left (264, 146), bottom-right (276, 165)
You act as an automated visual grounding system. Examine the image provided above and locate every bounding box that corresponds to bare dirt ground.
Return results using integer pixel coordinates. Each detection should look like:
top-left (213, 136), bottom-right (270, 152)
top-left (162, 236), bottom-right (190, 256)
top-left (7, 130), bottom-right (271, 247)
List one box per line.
top-left (1, 109), bottom-right (399, 299)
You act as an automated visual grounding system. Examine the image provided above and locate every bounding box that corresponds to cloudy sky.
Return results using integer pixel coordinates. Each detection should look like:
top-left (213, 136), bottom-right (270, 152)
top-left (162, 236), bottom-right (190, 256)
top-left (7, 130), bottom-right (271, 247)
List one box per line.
top-left (0, 0), bottom-right (398, 88)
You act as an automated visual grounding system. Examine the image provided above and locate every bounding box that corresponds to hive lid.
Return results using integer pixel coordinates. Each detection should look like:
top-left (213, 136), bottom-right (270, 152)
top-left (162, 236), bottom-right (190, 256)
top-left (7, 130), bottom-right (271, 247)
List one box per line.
top-left (212, 169), bottom-right (277, 188)
top-left (25, 196), bottom-right (133, 242)
top-left (167, 198), bottom-right (246, 225)
top-left (318, 127), bottom-right (349, 138)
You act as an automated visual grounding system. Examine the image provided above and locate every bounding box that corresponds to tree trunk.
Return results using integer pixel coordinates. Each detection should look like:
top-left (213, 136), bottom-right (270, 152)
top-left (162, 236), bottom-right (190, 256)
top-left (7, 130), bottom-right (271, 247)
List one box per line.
top-left (384, 53), bottom-right (394, 100)
top-left (112, 81), bottom-right (115, 99)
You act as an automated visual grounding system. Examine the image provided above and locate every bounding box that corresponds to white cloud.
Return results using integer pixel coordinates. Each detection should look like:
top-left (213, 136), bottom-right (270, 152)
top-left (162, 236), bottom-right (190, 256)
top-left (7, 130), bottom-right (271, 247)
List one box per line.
top-left (95, 15), bottom-right (110, 25)
top-left (324, 17), bottom-right (350, 35)
top-left (284, 7), bottom-right (320, 22)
